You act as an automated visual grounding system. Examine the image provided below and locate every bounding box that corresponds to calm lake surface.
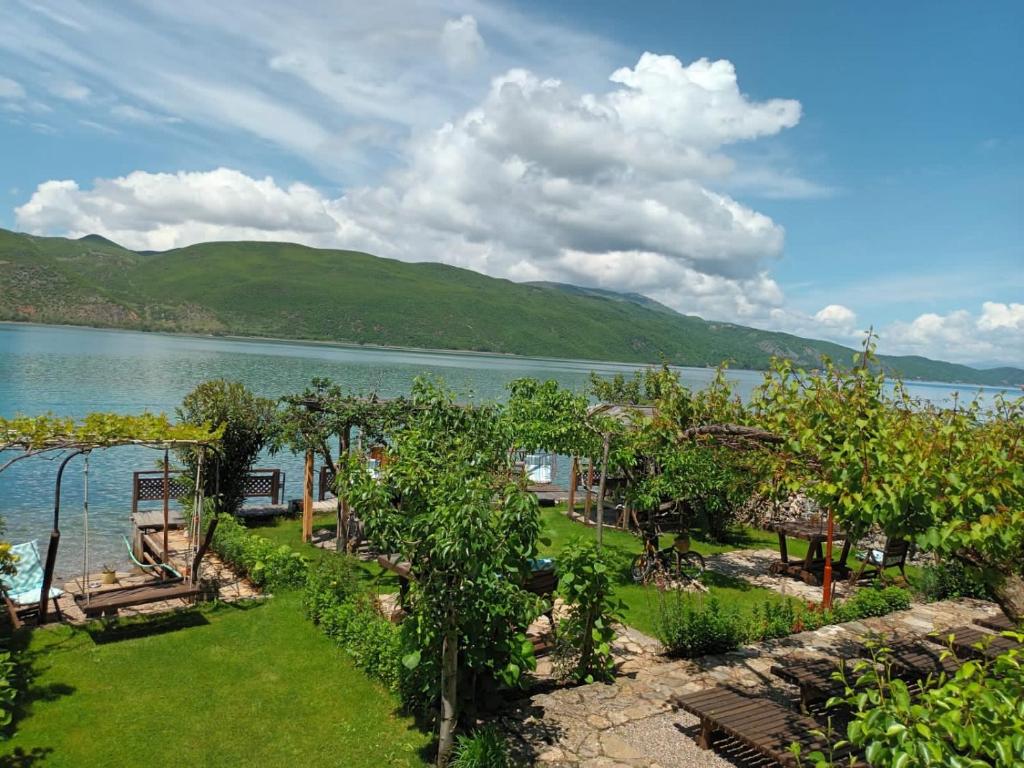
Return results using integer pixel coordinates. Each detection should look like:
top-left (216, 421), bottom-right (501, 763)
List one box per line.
top-left (0, 322), bottom-right (1009, 575)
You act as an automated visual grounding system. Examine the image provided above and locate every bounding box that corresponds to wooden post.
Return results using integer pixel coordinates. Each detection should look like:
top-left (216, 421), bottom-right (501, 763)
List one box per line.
top-left (584, 458), bottom-right (594, 522)
top-left (302, 449), bottom-right (314, 543)
top-left (162, 448), bottom-right (170, 581)
top-left (596, 434), bottom-right (610, 549)
top-left (567, 457), bottom-right (577, 516)
top-left (338, 425), bottom-right (351, 553)
top-left (822, 509), bottom-right (835, 609)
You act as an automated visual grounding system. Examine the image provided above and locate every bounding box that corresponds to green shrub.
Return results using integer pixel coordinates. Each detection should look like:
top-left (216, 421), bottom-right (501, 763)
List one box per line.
top-left (554, 539), bottom-right (624, 683)
top-left (822, 636), bottom-right (1024, 767)
top-left (450, 724), bottom-right (512, 768)
top-left (211, 516), bottom-right (308, 590)
top-left (747, 599), bottom-right (801, 641)
top-left (0, 650), bottom-right (16, 732)
top-left (656, 594), bottom-right (747, 657)
top-left (917, 559), bottom-right (990, 601)
top-left (303, 556), bottom-right (359, 622)
top-left (319, 598), bottom-right (402, 690)
top-left (836, 584), bottom-right (911, 620)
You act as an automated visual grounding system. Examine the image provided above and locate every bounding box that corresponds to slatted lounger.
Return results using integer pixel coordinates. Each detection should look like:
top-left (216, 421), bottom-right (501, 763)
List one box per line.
top-left (770, 658), bottom-right (848, 712)
top-left (673, 687), bottom-right (862, 767)
top-left (974, 614), bottom-right (1017, 632)
top-left (939, 625), bottom-right (1022, 661)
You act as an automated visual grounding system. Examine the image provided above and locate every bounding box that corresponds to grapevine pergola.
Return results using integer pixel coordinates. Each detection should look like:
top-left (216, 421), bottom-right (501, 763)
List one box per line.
top-left (0, 413), bottom-right (222, 622)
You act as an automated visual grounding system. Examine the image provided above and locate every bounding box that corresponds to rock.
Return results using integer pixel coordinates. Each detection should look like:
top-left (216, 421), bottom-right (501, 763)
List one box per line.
top-left (600, 733), bottom-right (644, 760)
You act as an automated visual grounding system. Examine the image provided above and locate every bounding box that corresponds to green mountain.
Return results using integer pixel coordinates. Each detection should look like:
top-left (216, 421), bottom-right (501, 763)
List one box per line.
top-left (0, 228), bottom-right (1020, 387)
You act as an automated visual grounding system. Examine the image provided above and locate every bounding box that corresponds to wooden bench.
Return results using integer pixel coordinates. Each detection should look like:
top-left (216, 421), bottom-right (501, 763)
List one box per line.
top-left (74, 582), bottom-right (204, 618)
top-left (673, 687), bottom-right (861, 766)
top-left (975, 614), bottom-right (1016, 632)
top-left (770, 658), bottom-right (848, 713)
top-left (938, 625), bottom-right (1021, 661)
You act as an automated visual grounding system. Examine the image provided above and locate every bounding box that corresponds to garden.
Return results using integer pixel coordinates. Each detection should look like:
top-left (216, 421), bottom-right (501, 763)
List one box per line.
top-left (1, 338), bottom-right (1022, 767)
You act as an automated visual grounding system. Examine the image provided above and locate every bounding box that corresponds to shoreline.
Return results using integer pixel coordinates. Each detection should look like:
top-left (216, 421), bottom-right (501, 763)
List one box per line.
top-left (1, 318), bottom-right (1020, 391)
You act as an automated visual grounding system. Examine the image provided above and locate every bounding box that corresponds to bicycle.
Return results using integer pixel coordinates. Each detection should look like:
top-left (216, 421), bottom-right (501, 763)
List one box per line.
top-left (630, 526), bottom-right (706, 586)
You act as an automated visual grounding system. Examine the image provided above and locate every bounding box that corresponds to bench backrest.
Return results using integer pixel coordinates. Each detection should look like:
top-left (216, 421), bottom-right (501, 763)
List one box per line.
top-left (882, 538), bottom-right (910, 566)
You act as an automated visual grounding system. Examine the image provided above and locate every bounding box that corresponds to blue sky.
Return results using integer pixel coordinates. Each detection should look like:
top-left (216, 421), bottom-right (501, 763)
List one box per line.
top-left (1, 0), bottom-right (1021, 366)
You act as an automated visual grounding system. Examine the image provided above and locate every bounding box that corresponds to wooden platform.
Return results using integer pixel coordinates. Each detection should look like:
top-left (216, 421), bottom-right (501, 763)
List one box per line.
top-left (131, 509), bottom-right (185, 530)
top-left (942, 624), bottom-right (1021, 661)
top-left (974, 613), bottom-right (1016, 632)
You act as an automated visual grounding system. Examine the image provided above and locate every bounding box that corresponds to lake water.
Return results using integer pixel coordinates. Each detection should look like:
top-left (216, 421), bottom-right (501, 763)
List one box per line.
top-left (0, 322), bottom-right (1009, 576)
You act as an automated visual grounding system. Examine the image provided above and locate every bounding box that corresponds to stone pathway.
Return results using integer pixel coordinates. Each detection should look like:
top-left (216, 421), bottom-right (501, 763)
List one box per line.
top-left (500, 598), bottom-right (1000, 767)
top-left (705, 548), bottom-right (856, 602)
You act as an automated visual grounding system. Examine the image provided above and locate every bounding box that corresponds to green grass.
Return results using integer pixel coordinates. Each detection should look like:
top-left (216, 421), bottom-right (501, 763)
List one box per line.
top-left (1, 593), bottom-right (429, 767)
top-left (537, 505), bottom-right (799, 636)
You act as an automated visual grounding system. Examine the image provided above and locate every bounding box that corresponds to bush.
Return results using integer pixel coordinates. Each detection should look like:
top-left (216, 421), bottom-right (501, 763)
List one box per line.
top-left (656, 595), bottom-right (748, 657)
top-left (835, 583), bottom-right (911, 620)
top-left (824, 637), bottom-right (1024, 767)
top-left (917, 559), bottom-right (990, 601)
top-left (747, 599), bottom-right (801, 641)
top-left (554, 539), bottom-right (623, 683)
top-left (0, 650), bottom-right (16, 732)
top-left (319, 598), bottom-right (403, 690)
top-left (211, 516), bottom-right (308, 590)
top-left (303, 556), bottom-right (360, 622)
top-left (450, 725), bottom-right (512, 768)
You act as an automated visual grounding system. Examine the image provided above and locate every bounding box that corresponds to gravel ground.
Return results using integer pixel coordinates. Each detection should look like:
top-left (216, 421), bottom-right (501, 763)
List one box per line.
top-left (612, 711), bottom-right (776, 768)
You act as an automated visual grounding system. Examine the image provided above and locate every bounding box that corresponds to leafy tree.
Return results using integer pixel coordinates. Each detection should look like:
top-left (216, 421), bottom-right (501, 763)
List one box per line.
top-left (753, 338), bottom-right (1024, 622)
top-left (341, 379), bottom-right (542, 766)
top-left (177, 380), bottom-right (276, 579)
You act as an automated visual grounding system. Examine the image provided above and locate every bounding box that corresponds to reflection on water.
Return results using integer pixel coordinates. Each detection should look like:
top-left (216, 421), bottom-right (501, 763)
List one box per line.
top-left (0, 322), bottom-right (1010, 574)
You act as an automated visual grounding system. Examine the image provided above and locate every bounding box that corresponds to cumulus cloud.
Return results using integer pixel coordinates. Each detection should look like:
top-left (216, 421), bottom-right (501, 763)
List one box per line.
top-left (440, 15), bottom-right (485, 70)
top-left (814, 304), bottom-right (857, 328)
top-left (881, 303), bottom-right (1023, 366)
top-left (17, 54), bottom-right (801, 318)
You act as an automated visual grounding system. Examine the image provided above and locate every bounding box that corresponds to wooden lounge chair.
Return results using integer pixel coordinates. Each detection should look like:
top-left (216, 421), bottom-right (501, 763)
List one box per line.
top-left (850, 537), bottom-right (910, 582)
top-left (974, 613), bottom-right (1016, 632)
top-left (673, 686), bottom-right (862, 767)
top-left (936, 625), bottom-right (1021, 662)
top-left (1, 540), bottom-right (63, 628)
top-left (770, 658), bottom-right (848, 713)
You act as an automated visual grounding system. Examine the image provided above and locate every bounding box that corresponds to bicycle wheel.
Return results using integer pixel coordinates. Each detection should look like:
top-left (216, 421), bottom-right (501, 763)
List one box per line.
top-left (630, 554), bottom-right (656, 584)
top-left (676, 551), bottom-right (706, 580)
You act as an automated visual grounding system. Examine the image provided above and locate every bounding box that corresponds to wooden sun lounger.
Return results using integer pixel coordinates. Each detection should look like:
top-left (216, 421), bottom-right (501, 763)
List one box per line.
top-left (74, 582), bottom-right (203, 618)
top-left (938, 625), bottom-right (1021, 661)
top-left (770, 658), bottom-right (848, 712)
top-left (673, 687), bottom-right (862, 767)
top-left (859, 637), bottom-right (961, 681)
top-left (974, 614), bottom-right (1016, 632)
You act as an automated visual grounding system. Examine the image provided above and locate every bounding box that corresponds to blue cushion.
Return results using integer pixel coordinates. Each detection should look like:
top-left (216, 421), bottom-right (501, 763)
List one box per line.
top-left (2, 540), bottom-right (46, 596)
top-left (7, 586), bottom-right (63, 605)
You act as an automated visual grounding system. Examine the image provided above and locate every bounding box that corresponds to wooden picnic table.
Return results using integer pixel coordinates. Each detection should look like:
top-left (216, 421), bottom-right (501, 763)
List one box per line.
top-left (769, 520), bottom-right (853, 586)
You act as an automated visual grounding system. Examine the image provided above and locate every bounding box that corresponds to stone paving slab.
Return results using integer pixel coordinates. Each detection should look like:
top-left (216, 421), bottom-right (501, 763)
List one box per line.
top-left (502, 598), bottom-right (1001, 767)
top-left (705, 549), bottom-right (856, 602)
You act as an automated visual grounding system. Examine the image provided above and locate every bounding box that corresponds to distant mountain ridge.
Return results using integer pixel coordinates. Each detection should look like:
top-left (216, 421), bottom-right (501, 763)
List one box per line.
top-left (0, 228), bottom-right (1020, 387)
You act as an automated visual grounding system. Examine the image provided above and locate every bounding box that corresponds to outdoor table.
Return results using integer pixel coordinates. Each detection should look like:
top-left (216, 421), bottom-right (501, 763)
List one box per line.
top-left (768, 520), bottom-right (852, 586)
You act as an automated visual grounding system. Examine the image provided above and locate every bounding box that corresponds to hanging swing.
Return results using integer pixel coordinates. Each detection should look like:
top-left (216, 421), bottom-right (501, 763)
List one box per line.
top-left (72, 444), bottom-right (206, 619)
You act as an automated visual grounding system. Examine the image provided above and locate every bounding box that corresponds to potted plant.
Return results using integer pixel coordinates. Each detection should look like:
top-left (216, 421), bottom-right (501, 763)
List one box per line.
top-left (101, 565), bottom-right (118, 585)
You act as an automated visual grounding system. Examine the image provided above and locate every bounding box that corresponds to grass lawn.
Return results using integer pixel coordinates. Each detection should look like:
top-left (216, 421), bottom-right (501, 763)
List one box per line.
top-left (537, 505), bottom-right (802, 637)
top-left (2, 593), bottom-right (430, 768)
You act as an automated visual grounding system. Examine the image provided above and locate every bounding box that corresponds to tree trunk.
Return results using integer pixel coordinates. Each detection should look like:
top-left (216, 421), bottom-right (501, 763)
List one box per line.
top-left (991, 572), bottom-right (1024, 624)
top-left (191, 516), bottom-right (219, 583)
top-left (437, 624), bottom-right (459, 767)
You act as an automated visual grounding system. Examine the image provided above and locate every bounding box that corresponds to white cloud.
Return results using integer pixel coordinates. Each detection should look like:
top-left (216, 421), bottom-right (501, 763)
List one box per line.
top-left (814, 304), bottom-right (857, 328)
top-left (0, 75), bottom-right (25, 99)
top-left (880, 303), bottom-right (1023, 366)
top-left (47, 79), bottom-right (91, 101)
top-left (110, 104), bottom-right (183, 125)
top-left (440, 15), bottom-right (485, 70)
